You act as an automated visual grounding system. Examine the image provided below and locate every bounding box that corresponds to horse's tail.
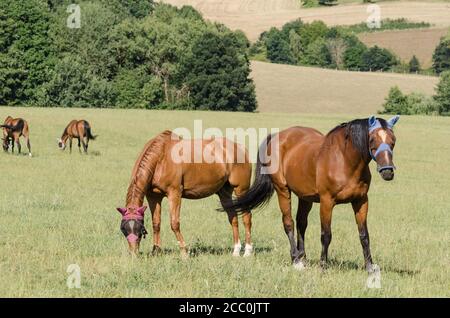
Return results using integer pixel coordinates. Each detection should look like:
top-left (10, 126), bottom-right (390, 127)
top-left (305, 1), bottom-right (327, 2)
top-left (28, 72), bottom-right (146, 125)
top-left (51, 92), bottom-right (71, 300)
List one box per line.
top-left (220, 134), bottom-right (275, 214)
top-left (84, 121), bottom-right (96, 140)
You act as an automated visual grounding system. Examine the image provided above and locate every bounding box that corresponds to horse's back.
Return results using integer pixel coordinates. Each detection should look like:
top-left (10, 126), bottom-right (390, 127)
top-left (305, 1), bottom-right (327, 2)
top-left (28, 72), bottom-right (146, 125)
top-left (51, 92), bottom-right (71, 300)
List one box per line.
top-left (272, 126), bottom-right (324, 200)
top-left (153, 136), bottom-right (251, 199)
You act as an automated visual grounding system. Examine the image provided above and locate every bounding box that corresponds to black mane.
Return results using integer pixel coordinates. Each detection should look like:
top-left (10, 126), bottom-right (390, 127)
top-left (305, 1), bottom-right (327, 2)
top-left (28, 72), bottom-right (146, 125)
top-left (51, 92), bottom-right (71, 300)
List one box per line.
top-left (326, 118), bottom-right (388, 160)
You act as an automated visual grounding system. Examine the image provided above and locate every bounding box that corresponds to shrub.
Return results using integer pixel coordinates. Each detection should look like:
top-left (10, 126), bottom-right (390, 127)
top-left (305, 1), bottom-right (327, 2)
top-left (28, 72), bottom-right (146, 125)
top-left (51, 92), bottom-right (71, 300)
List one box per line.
top-left (434, 71), bottom-right (450, 115)
top-left (409, 55), bottom-right (421, 73)
top-left (380, 86), bottom-right (439, 115)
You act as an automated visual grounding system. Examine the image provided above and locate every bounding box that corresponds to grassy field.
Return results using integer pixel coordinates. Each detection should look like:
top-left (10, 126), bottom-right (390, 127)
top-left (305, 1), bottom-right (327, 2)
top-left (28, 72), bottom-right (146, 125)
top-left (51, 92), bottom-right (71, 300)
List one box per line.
top-left (251, 61), bottom-right (438, 113)
top-left (160, 1), bottom-right (450, 41)
top-left (0, 106), bottom-right (449, 297)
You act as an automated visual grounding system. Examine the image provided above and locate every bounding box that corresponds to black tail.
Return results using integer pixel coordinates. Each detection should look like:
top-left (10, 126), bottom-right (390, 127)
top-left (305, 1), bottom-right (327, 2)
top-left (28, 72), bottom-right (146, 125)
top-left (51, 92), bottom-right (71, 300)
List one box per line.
top-left (220, 135), bottom-right (275, 214)
top-left (84, 121), bottom-right (96, 140)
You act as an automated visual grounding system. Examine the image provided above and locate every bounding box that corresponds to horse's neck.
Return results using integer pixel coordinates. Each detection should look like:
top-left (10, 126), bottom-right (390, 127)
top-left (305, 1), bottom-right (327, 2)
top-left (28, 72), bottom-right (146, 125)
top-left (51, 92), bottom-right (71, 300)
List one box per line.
top-left (126, 180), bottom-right (146, 207)
top-left (61, 131), bottom-right (69, 141)
top-left (125, 137), bottom-right (167, 207)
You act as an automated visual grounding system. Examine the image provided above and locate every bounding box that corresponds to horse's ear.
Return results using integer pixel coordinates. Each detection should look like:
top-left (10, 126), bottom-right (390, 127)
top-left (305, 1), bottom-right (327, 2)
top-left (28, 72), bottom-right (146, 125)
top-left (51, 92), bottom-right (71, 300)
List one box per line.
top-left (137, 206), bottom-right (147, 216)
top-left (387, 115), bottom-right (400, 128)
top-left (368, 115), bottom-right (377, 128)
top-left (116, 207), bottom-right (127, 215)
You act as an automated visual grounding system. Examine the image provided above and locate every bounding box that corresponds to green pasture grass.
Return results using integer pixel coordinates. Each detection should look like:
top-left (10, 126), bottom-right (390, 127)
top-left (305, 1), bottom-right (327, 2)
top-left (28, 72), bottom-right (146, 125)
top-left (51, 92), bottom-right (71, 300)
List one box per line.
top-left (0, 107), bottom-right (448, 297)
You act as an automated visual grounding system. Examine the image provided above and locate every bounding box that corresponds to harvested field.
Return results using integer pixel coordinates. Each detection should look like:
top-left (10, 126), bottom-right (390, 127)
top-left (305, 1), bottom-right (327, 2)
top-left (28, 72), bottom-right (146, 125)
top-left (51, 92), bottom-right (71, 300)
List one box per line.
top-left (250, 61), bottom-right (438, 113)
top-left (160, 1), bottom-right (450, 41)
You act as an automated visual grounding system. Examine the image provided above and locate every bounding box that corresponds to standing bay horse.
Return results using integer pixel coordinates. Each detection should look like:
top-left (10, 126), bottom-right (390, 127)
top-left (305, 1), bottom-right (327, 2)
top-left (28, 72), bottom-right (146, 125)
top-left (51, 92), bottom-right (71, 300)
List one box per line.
top-left (1, 116), bottom-right (32, 156)
top-left (117, 130), bottom-right (253, 257)
top-left (223, 116), bottom-right (400, 273)
top-left (58, 120), bottom-right (96, 153)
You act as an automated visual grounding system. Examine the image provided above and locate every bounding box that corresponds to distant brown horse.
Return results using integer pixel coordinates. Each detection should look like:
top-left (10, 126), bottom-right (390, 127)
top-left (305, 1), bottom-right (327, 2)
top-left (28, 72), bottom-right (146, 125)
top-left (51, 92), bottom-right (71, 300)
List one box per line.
top-left (223, 116), bottom-right (400, 273)
top-left (117, 130), bottom-right (253, 257)
top-left (1, 116), bottom-right (32, 156)
top-left (58, 120), bottom-right (96, 153)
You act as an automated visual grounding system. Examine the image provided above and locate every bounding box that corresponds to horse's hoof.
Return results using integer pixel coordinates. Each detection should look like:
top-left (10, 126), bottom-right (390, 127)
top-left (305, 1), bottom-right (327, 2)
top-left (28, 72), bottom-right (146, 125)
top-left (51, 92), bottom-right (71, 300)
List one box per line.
top-left (293, 260), bottom-right (306, 271)
top-left (243, 244), bottom-right (253, 257)
top-left (151, 245), bottom-right (162, 256)
top-left (28, 153), bottom-right (32, 157)
top-left (232, 242), bottom-right (242, 257)
top-left (181, 251), bottom-right (189, 260)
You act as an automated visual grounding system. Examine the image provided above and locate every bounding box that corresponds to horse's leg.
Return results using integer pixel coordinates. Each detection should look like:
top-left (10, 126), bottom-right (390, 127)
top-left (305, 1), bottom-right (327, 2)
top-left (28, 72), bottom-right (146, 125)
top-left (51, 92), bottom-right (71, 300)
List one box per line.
top-left (147, 194), bottom-right (163, 255)
top-left (81, 136), bottom-right (87, 153)
top-left (234, 186), bottom-right (253, 257)
top-left (296, 199), bottom-right (312, 267)
top-left (242, 212), bottom-right (252, 257)
top-left (25, 136), bottom-right (31, 156)
top-left (352, 196), bottom-right (374, 273)
top-left (69, 137), bottom-right (73, 154)
top-left (15, 136), bottom-right (21, 154)
top-left (77, 137), bottom-right (81, 153)
top-left (319, 196), bottom-right (335, 269)
top-left (11, 137), bottom-right (14, 153)
top-left (218, 187), bottom-right (241, 256)
top-left (276, 186), bottom-right (302, 269)
top-left (167, 191), bottom-right (188, 258)
top-left (234, 187), bottom-right (252, 257)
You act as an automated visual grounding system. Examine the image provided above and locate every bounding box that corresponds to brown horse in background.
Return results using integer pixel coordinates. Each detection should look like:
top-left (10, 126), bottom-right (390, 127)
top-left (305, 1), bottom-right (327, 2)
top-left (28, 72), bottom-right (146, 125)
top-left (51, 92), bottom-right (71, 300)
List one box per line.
top-left (58, 120), bottom-right (96, 153)
top-left (223, 116), bottom-right (400, 273)
top-left (1, 116), bottom-right (32, 156)
top-left (117, 130), bottom-right (253, 258)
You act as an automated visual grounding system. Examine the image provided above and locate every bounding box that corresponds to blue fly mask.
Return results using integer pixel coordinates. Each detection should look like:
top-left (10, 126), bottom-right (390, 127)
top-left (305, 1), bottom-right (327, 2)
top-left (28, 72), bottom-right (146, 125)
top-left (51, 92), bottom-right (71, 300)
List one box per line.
top-left (368, 115), bottom-right (400, 172)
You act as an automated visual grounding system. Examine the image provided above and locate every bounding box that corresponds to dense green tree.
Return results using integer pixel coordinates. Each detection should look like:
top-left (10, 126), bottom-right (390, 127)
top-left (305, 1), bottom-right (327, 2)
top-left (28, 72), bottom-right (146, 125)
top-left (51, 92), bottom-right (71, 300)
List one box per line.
top-left (37, 56), bottom-right (114, 108)
top-left (0, 0), bottom-right (56, 103)
top-left (0, 1), bottom-right (256, 111)
top-left (180, 31), bottom-right (256, 111)
top-left (434, 71), bottom-right (450, 115)
top-left (432, 39), bottom-right (450, 74)
top-left (343, 38), bottom-right (368, 70)
top-left (265, 28), bottom-right (294, 64)
top-left (301, 38), bottom-right (332, 67)
top-left (361, 46), bottom-right (397, 71)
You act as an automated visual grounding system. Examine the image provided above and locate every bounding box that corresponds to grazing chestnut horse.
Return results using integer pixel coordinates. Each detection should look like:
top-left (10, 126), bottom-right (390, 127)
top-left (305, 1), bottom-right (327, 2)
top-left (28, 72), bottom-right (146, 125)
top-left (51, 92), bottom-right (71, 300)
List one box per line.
top-left (1, 116), bottom-right (32, 156)
top-left (58, 120), bottom-right (96, 153)
top-left (223, 116), bottom-right (400, 273)
top-left (117, 130), bottom-right (253, 257)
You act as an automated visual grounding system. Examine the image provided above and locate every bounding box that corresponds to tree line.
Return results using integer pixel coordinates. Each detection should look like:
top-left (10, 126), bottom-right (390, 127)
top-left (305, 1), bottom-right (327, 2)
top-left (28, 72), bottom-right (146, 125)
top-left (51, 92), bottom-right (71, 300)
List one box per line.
top-left (251, 18), bottom-right (450, 76)
top-left (0, 0), bottom-right (256, 111)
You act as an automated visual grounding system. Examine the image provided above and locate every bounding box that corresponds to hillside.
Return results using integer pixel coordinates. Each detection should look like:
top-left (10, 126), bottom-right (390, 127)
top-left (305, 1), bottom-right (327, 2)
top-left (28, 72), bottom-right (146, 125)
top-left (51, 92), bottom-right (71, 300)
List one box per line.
top-left (251, 61), bottom-right (438, 113)
top-left (160, 1), bottom-right (450, 41)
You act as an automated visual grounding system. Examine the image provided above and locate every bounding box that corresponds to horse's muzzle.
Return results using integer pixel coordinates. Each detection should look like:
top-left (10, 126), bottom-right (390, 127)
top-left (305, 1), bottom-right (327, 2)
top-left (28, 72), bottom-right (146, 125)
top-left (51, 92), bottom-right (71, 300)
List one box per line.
top-left (379, 168), bottom-right (394, 181)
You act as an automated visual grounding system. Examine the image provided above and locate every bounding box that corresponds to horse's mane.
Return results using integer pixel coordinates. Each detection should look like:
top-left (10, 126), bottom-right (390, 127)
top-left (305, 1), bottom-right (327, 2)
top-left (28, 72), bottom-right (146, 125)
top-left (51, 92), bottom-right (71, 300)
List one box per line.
top-left (126, 130), bottom-right (173, 206)
top-left (325, 118), bottom-right (388, 160)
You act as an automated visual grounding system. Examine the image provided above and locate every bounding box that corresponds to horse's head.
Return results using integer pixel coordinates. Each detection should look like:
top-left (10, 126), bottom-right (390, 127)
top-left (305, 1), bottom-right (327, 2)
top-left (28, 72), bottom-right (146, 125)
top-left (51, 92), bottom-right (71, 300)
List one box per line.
top-left (368, 115), bottom-right (399, 181)
top-left (57, 138), bottom-right (66, 150)
top-left (116, 206), bottom-right (148, 255)
top-left (2, 137), bottom-right (8, 152)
